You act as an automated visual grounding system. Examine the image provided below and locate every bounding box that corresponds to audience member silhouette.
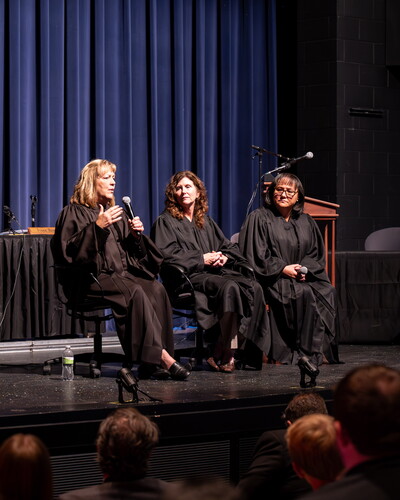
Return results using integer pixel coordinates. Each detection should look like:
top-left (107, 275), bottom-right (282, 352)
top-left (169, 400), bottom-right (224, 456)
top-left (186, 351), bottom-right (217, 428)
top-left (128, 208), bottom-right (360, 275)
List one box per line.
top-left (0, 433), bottom-right (53, 500)
top-left (237, 392), bottom-right (328, 500)
top-left (164, 477), bottom-right (241, 500)
top-left (299, 364), bottom-right (400, 499)
top-left (59, 407), bottom-right (172, 499)
top-left (286, 413), bottom-right (344, 490)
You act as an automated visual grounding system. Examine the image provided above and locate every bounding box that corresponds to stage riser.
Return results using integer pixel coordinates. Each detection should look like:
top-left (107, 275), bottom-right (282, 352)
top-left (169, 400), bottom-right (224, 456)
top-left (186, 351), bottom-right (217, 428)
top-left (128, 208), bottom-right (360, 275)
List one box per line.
top-left (51, 436), bottom-right (259, 498)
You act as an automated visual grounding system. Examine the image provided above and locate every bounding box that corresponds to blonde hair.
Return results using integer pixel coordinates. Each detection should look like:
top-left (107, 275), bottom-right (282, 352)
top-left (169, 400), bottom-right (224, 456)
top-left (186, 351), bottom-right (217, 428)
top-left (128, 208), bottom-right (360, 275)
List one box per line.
top-left (70, 159), bottom-right (116, 208)
top-left (286, 414), bottom-right (343, 481)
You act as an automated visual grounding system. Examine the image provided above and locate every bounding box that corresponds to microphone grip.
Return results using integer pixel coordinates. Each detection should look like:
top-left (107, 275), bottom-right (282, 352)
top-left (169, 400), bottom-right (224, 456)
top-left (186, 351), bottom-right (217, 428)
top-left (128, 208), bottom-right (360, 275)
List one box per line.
top-left (123, 203), bottom-right (135, 220)
top-left (122, 200), bottom-right (141, 238)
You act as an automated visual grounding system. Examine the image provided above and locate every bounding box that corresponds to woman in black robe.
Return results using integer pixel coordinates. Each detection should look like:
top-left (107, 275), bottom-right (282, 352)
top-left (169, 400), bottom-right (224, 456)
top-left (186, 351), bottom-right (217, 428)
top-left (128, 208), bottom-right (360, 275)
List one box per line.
top-left (151, 171), bottom-right (270, 372)
top-left (239, 173), bottom-right (339, 366)
top-left (51, 159), bottom-right (190, 380)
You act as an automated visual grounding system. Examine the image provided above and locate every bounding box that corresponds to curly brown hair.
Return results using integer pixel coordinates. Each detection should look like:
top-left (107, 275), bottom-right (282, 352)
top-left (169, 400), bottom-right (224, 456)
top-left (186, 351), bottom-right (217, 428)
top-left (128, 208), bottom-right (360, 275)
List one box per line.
top-left (164, 171), bottom-right (209, 228)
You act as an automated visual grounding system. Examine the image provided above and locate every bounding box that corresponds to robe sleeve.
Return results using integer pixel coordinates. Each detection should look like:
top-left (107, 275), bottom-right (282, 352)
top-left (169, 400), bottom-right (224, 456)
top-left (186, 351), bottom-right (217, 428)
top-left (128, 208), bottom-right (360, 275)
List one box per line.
top-left (123, 231), bottom-right (164, 278)
top-left (151, 213), bottom-right (205, 275)
top-left (239, 209), bottom-right (287, 284)
top-left (51, 204), bottom-right (108, 272)
top-left (298, 214), bottom-right (330, 283)
top-left (205, 217), bottom-right (249, 267)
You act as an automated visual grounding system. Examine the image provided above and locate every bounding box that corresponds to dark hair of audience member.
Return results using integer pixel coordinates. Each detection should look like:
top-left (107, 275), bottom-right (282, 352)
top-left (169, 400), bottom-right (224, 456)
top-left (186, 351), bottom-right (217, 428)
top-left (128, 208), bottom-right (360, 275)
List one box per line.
top-left (334, 364), bottom-right (400, 456)
top-left (164, 476), bottom-right (241, 500)
top-left (0, 433), bottom-right (53, 500)
top-left (96, 407), bottom-right (160, 481)
top-left (282, 392), bottom-right (328, 424)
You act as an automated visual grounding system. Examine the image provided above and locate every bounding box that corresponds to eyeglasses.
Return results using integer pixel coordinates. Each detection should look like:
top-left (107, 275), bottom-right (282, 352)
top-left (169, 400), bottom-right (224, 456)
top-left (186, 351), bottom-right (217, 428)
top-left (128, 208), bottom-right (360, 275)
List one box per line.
top-left (274, 187), bottom-right (298, 198)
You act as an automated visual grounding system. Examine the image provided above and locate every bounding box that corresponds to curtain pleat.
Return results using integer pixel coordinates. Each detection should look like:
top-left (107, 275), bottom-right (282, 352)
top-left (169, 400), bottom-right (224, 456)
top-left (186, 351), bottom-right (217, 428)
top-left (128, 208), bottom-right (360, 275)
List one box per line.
top-left (0, 0), bottom-right (277, 238)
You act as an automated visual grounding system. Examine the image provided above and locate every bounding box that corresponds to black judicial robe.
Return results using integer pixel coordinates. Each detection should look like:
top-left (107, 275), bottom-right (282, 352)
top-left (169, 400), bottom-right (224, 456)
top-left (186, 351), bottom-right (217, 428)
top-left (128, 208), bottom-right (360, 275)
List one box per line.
top-left (239, 206), bottom-right (338, 365)
top-left (51, 204), bottom-right (174, 365)
top-left (151, 211), bottom-right (270, 354)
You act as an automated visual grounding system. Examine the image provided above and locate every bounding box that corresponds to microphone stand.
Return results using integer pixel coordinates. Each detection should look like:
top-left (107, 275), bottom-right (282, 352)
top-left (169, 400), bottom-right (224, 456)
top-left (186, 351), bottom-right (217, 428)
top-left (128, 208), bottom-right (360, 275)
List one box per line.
top-left (298, 355), bottom-right (319, 388)
top-left (3, 207), bottom-right (17, 235)
top-left (252, 150), bottom-right (264, 207)
top-left (250, 146), bottom-right (291, 209)
top-left (30, 196), bottom-right (37, 227)
top-left (116, 368), bottom-right (163, 404)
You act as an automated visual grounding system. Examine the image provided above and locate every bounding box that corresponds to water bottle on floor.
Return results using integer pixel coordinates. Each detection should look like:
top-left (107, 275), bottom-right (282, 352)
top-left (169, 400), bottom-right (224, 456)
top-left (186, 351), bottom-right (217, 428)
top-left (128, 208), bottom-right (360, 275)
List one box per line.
top-left (62, 345), bottom-right (74, 381)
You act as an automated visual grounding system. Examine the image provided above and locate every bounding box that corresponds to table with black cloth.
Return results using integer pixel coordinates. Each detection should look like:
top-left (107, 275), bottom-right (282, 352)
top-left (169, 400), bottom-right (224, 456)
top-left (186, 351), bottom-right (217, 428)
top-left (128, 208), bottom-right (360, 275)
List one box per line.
top-left (1, 239), bottom-right (399, 344)
top-left (0, 234), bottom-right (72, 341)
top-left (336, 251), bottom-right (400, 343)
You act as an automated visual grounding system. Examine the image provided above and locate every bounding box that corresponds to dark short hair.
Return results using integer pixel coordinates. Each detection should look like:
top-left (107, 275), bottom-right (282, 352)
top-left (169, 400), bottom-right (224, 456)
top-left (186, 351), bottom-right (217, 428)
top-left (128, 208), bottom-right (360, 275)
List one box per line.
top-left (96, 407), bottom-right (159, 481)
top-left (264, 173), bottom-right (305, 218)
top-left (282, 392), bottom-right (328, 423)
top-left (334, 364), bottom-right (400, 456)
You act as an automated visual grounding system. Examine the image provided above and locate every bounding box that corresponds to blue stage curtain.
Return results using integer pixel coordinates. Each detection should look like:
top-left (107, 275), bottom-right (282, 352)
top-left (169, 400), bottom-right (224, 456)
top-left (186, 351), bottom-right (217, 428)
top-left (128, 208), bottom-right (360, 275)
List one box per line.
top-left (0, 0), bottom-right (277, 237)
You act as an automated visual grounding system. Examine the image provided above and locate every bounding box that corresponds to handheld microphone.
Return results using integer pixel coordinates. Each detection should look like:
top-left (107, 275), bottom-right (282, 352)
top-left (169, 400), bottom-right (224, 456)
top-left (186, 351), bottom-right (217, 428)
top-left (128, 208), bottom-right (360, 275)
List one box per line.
top-left (122, 196), bottom-right (135, 220)
top-left (122, 196), bottom-right (141, 237)
top-left (297, 266), bottom-right (308, 275)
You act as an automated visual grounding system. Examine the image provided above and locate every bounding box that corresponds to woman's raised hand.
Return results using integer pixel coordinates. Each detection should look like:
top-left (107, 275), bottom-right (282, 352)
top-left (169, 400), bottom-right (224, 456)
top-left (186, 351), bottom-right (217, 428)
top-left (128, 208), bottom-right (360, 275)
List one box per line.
top-left (96, 204), bottom-right (124, 229)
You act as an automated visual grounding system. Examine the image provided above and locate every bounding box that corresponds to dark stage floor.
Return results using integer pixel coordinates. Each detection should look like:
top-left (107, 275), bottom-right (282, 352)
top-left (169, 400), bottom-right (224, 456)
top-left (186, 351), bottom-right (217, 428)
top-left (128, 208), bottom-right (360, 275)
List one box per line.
top-left (0, 342), bottom-right (399, 497)
top-left (1, 343), bottom-right (399, 419)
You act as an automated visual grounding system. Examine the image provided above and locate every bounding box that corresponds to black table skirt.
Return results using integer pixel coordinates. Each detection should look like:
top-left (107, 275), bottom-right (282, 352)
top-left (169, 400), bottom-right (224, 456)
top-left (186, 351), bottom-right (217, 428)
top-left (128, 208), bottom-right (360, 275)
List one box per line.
top-left (336, 251), bottom-right (400, 343)
top-left (0, 235), bottom-right (74, 341)
top-left (1, 237), bottom-right (399, 343)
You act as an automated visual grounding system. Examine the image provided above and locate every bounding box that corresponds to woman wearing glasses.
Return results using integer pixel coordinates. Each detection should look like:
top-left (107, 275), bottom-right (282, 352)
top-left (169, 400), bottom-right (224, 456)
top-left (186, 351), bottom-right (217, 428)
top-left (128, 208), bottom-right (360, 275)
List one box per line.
top-left (239, 173), bottom-right (339, 366)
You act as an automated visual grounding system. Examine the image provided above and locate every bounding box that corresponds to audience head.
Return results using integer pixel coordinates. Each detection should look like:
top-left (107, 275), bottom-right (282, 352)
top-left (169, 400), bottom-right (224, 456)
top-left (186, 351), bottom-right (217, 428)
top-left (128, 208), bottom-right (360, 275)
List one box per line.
top-left (0, 433), bottom-right (53, 500)
top-left (164, 171), bottom-right (208, 227)
top-left (286, 414), bottom-right (344, 490)
top-left (70, 158), bottom-right (117, 208)
top-left (96, 407), bottom-right (159, 481)
top-left (333, 364), bottom-right (400, 458)
top-left (282, 391), bottom-right (328, 425)
top-left (264, 173), bottom-right (305, 217)
top-left (164, 476), bottom-right (241, 500)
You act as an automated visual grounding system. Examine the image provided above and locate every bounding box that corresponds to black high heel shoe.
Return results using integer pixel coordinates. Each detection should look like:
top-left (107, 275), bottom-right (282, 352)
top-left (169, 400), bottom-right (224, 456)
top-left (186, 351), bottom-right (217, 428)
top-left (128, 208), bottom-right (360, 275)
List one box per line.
top-left (168, 361), bottom-right (191, 380)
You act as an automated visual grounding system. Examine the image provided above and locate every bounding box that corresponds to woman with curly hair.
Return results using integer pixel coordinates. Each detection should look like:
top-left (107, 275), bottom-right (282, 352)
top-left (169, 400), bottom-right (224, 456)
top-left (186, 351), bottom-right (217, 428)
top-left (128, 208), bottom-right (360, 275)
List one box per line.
top-left (151, 171), bottom-right (270, 372)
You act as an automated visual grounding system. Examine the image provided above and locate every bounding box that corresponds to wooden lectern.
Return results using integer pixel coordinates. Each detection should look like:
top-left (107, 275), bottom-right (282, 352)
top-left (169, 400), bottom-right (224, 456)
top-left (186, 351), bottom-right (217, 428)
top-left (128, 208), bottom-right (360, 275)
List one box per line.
top-left (303, 196), bottom-right (339, 286)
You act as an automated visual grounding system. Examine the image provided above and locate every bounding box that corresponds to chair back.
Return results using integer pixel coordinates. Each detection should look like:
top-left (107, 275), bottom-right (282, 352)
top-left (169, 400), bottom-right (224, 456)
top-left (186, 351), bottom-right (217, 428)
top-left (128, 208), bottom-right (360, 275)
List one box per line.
top-left (160, 264), bottom-right (195, 309)
top-left (364, 227), bottom-right (400, 251)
